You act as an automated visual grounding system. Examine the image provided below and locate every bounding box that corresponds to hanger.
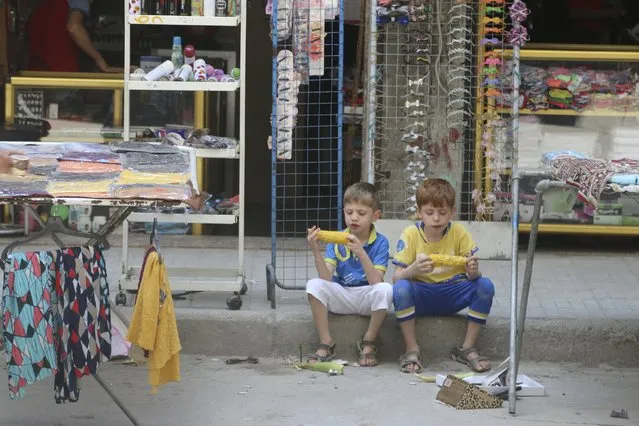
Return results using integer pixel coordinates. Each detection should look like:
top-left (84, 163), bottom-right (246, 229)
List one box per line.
top-left (150, 217), bottom-right (163, 263)
top-left (0, 216), bottom-right (111, 269)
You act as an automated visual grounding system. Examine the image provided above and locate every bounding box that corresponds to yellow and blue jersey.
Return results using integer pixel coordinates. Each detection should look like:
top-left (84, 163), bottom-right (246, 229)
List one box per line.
top-left (324, 226), bottom-right (390, 287)
top-left (392, 222), bottom-right (478, 284)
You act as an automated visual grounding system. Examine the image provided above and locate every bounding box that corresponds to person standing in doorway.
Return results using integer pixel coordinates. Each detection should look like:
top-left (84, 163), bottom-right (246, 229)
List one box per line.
top-left (27, 0), bottom-right (121, 72)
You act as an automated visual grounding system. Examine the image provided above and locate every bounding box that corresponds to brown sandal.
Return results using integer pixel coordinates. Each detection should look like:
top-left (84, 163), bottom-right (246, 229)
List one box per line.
top-left (307, 343), bottom-right (336, 363)
top-left (399, 350), bottom-right (423, 373)
top-left (450, 346), bottom-right (491, 372)
top-left (357, 338), bottom-right (379, 367)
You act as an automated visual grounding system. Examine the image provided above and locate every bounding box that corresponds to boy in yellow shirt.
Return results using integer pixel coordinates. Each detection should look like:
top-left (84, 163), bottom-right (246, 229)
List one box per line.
top-left (392, 179), bottom-right (494, 374)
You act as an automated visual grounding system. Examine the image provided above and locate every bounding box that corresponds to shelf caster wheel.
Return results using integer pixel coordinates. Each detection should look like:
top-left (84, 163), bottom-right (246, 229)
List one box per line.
top-left (227, 295), bottom-right (243, 310)
top-left (115, 292), bottom-right (127, 306)
top-left (238, 281), bottom-right (248, 296)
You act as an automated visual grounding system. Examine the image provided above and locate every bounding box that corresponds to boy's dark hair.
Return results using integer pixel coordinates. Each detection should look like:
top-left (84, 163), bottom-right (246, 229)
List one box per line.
top-left (416, 178), bottom-right (456, 209)
top-left (344, 182), bottom-right (381, 211)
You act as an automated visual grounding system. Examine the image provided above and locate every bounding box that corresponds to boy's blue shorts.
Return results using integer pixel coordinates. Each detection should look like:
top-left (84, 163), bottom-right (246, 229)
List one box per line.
top-left (393, 275), bottom-right (495, 324)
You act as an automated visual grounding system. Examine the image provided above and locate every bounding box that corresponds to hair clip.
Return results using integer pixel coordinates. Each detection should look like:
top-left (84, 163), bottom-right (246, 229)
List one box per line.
top-left (408, 172), bottom-right (427, 183)
top-left (408, 77), bottom-right (425, 87)
top-left (447, 109), bottom-right (473, 120)
top-left (448, 87), bottom-right (471, 97)
top-left (482, 77), bottom-right (501, 86)
top-left (447, 98), bottom-right (471, 107)
top-left (448, 37), bottom-right (475, 48)
top-left (481, 37), bottom-right (501, 45)
top-left (407, 160), bottom-right (426, 169)
top-left (404, 55), bottom-right (431, 66)
top-left (484, 56), bottom-right (502, 66)
top-left (482, 16), bottom-right (504, 25)
top-left (485, 88), bottom-right (502, 97)
top-left (482, 26), bottom-right (503, 35)
top-left (506, 25), bottom-right (529, 47)
top-left (403, 121), bottom-right (426, 132)
top-left (509, 0), bottom-right (530, 23)
top-left (401, 90), bottom-right (424, 98)
top-left (449, 2), bottom-right (473, 14)
top-left (404, 110), bottom-right (427, 118)
top-left (448, 27), bottom-right (473, 37)
top-left (482, 66), bottom-right (499, 75)
top-left (485, 6), bottom-right (504, 13)
top-left (447, 73), bottom-right (472, 84)
top-left (402, 131), bottom-right (424, 143)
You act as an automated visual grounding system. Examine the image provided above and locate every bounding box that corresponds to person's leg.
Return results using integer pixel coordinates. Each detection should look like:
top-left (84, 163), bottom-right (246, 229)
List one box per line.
top-left (457, 277), bottom-right (495, 371)
top-left (357, 282), bottom-right (393, 366)
top-left (393, 279), bottom-right (424, 372)
top-left (305, 278), bottom-right (360, 362)
top-left (305, 278), bottom-right (333, 361)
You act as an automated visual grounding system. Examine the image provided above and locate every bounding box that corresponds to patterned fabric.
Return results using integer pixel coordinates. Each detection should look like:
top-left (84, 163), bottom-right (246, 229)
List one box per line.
top-left (549, 157), bottom-right (616, 208)
top-left (549, 156), bottom-right (639, 208)
top-left (2, 251), bottom-right (58, 400)
top-left (54, 245), bottom-right (111, 403)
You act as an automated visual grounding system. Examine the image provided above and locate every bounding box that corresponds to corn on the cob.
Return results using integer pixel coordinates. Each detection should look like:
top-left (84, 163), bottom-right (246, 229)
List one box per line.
top-left (295, 361), bottom-right (345, 375)
top-left (317, 230), bottom-right (350, 245)
top-left (428, 254), bottom-right (468, 266)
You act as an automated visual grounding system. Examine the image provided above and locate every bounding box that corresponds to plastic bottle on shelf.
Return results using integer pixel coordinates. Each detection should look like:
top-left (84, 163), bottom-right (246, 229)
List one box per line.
top-left (193, 59), bottom-right (207, 80)
top-left (175, 64), bottom-right (193, 81)
top-left (171, 36), bottom-right (184, 69)
top-left (144, 60), bottom-right (175, 81)
top-left (184, 45), bottom-right (196, 67)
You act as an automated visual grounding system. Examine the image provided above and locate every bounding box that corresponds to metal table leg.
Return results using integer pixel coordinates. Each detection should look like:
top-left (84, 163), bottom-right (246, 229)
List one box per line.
top-left (509, 178), bottom-right (573, 414)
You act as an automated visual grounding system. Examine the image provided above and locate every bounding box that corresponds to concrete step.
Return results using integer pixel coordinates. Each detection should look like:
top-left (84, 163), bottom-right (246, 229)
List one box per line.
top-left (133, 307), bottom-right (639, 367)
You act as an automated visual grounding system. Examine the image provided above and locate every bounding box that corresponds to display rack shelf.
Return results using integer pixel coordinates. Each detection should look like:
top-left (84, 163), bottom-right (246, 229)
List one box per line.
top-left (121, 1), bottom-right (247, 309)
top-left (128, 15), bottom-right (240, 26)
top-left (498, 108), bottom-right (639, 117)
top-left (127, 80), bottom-right (239, 92)
top-left (488, 46), bottom-right (639, 237)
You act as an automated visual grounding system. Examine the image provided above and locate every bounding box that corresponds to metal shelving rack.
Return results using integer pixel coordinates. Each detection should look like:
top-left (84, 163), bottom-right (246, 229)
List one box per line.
top-left (118, 2), bottom-right (247, 309)
top-left (486, 47), bottom-right (639, 237)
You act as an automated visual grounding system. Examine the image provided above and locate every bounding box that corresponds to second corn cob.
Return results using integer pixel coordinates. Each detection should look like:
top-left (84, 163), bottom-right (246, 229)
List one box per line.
top-left (317, 230), bottom-right (350, 245)
top-left (428, 254), bottom-right (468, 266)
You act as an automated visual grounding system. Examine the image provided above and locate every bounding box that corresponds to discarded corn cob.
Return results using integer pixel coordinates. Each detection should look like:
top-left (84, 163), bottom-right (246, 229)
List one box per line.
top-left (428, 254), bottom-right (468, 266)
top-left (317, 230), bottom-right (350, 245)
top-left (295, 361), bottom-right (345, 375)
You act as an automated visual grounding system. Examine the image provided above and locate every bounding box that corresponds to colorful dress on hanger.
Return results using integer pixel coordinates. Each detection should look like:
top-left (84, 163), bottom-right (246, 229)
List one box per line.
top-left (53, 245), bottom-right (111, 403)
top-left (1, 251), bottom-right (58, 400)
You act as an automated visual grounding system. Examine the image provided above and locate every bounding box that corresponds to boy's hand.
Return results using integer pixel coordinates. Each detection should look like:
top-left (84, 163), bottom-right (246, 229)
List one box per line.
top-left (307, 226), bottom-right (322, 253)
top-left (409, 253), bottom-right (434, 276)
top-left (466, 256), bottom-right (479, 277)
top-left (345, 234), bottom-right (364, 256)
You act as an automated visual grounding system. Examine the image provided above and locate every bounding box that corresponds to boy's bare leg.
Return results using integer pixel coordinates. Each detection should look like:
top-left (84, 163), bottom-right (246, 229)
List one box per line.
top-left (360, 309), bottom-right (387, 366)
top-left (399, 318), bottom-right (421, 372)
top-left (308, 294), bottom-right (333, 362)
top-left (461, 321), bottom-right (490, 371)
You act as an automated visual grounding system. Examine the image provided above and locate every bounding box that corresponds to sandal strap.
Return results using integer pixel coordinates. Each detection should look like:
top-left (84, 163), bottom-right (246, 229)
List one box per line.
top-left (317, 342), bottom-right (336, 353)
top-left (399, 351), bottom-right (423, 372)
top-left (358, 339), bottom-right (377, 353)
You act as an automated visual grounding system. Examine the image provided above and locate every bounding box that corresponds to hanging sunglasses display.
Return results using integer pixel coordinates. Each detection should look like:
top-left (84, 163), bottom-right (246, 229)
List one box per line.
top-left (475, 0), bottom-right (529, 220)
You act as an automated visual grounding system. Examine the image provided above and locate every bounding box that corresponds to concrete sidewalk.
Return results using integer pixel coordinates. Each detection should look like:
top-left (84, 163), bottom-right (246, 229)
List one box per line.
top-left (2, 356), bottom-right (638, 426)
top-left (1, 235), bottom-right (638, 367)
top-left (106, 237), bottom-right (639, 368)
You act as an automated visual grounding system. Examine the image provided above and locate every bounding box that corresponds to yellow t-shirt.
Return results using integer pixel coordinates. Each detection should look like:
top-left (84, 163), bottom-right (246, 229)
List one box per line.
top-left (392, 222), bottom-right (478, 284)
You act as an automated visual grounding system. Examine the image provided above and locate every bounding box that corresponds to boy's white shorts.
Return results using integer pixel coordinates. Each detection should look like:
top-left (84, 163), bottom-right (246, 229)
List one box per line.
top-left (305, 278), bottom-right (393, 316)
